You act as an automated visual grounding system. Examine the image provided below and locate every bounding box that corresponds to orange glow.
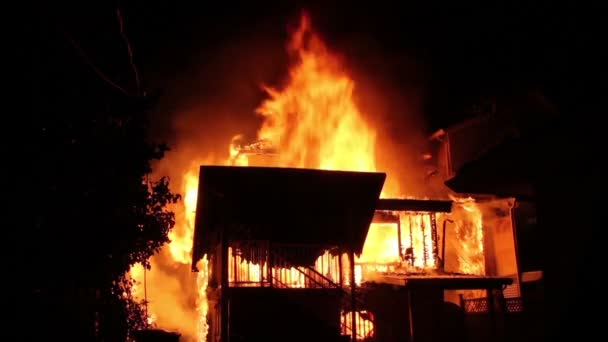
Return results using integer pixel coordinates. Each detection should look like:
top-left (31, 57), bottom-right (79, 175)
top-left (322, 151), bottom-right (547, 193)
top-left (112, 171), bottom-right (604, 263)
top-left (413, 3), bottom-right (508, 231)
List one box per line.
top-left (255, 14), bottom-right (376, 172)
top-left (128, 12), bottom-right (487, 342)
top-left (341, 311), bottom-right (375, 340)
top-left (448, 196), bottom-right (485, 275)
top-left (167, 170), bottom-right (199, 264)
top-left (357, 212), bottom-right (437, 276)
top-left (228, 135), bottom-right (250, 166)
top-left (128, 161), bottom-right (212, 341)
top-left (359, 223), bottom-right (399, 265)
top-left (228, 248), bottom-right (342, 288)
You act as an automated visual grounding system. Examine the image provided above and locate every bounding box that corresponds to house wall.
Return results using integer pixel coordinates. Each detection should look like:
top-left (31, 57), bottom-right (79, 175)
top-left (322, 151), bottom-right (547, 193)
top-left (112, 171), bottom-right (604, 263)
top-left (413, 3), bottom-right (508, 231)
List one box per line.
top-left (512, 201), bottom-right (540, 273)
top-left (481, 199), bottom-right (518, 275)
top-left (480, 199), bottom-right (520, 297)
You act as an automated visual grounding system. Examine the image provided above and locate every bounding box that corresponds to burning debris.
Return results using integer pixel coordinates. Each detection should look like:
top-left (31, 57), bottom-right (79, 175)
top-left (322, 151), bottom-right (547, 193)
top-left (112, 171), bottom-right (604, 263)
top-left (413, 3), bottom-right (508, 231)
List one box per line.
top-left (228, 136), bottom-right (278, 166)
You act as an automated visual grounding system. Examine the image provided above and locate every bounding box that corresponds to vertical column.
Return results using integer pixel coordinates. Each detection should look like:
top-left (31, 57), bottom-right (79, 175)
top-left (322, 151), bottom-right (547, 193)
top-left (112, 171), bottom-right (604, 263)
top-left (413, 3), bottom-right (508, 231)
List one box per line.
top-left (430, 213), bottom-right (439, 266)
top-left (407, 289), bottom-right (415, 342)
top-left (488, 288), bottom-right (506, 342)
top-left (421, 215), bottom-right (428, 267)
top-left (350, 249), bottom-right (357, 341)
top-left (267, 241), bottom-right (273, 288)
top-left (220, 232), bottom-right (229, 342)
top-left (397, 218), bottom-right (403, 260)
top-left (409, 215), bottom-right (415, 267)
top-left (338, 251), bottom-right (344, 288)
top-left (232, 246), bottom-right (238, 285)
top-left (487, 288), bottom-right (501, 342)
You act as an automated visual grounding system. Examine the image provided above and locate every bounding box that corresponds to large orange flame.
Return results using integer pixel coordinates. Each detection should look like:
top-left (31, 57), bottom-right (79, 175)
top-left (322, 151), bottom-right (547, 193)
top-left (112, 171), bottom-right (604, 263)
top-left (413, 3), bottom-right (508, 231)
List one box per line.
top-left (255, 14), bottom-right (376, 172)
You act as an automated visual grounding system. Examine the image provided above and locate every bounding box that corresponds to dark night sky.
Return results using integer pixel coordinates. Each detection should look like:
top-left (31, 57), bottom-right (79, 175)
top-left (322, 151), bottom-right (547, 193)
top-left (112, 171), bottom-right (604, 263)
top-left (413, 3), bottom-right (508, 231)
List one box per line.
top-left (36, 1), bottom-right (604, 136)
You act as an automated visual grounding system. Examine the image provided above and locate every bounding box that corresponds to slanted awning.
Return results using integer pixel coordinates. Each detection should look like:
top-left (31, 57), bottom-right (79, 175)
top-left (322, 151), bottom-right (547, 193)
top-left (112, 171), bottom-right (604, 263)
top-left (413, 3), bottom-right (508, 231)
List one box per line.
top-left (376, 198), bottom-right (452, 212)
top-left (445, 136), bottom-right (537, 200)
top-left (192, 166), bottom-right (386, 270)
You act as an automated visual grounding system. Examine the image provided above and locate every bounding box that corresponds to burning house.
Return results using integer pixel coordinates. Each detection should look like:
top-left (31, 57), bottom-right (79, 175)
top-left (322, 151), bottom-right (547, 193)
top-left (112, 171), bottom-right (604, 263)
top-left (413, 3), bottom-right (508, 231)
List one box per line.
top-left (189, 164), bottom-right (514, 342)
top-left (428, 113), bottom-right (542, 341)
top-left (191, 165), bottom-right (385, 341)
top-left (129, 12), bottom-right (530, 342)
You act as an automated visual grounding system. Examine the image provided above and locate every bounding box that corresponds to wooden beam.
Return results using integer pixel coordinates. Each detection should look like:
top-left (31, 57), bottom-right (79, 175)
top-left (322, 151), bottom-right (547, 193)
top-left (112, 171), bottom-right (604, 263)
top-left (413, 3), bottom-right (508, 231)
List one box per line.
top-left (376, 199), bottom-right (452, 213)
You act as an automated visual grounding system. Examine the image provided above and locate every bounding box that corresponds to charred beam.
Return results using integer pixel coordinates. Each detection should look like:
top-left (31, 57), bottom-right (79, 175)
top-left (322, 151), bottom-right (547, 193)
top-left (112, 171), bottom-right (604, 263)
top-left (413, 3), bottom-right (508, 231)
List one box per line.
top-left (375, 275), bottom-right (513, 289)
top-left (421, 217), bottom-right (428, 267)
top-left (430, 214), bottom-right (439, 264)
top-left (372, 211), bottom-right (399, 223)
top-left (376, 199), bottom-right (452, 213)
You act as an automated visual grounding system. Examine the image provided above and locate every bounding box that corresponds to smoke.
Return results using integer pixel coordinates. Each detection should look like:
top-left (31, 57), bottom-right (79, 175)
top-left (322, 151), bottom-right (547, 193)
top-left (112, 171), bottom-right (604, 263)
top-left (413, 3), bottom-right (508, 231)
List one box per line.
top-left (335, 37), bottom-right (434, 198)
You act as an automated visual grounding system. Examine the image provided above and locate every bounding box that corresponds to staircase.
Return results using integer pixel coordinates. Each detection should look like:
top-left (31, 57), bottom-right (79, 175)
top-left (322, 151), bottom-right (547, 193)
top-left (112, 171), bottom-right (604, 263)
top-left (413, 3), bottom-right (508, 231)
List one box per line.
top-left (270, 249), bottom-right (375, 341)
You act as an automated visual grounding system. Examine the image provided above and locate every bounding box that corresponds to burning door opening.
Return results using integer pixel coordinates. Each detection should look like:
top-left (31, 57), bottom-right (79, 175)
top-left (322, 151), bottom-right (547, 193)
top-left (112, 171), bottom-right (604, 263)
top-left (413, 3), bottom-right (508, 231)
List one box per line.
top-left (128, 11), bottom-right (496, 342)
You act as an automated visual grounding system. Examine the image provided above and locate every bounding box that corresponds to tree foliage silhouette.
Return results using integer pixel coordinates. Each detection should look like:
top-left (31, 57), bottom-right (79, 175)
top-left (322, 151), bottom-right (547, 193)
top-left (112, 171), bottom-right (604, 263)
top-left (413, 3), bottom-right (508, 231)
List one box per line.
top-left (30, 7), bottom-right (179, 341)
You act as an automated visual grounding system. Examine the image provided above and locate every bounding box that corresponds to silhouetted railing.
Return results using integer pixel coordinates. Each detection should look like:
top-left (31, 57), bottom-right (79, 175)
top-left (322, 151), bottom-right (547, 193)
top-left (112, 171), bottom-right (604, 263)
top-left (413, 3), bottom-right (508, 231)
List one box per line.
top-left (340, 310), bottom-right (375, 341)
top-left (226, 240), bottom-right (376, 341)
top-left (269, 248), bottom-right (340, 288)
top-left (463, 297), bottom-right (524, 313)
top-left (228, 241), bottom-right (270, 287)
top-left (227, 241), bottom-right (341, 288)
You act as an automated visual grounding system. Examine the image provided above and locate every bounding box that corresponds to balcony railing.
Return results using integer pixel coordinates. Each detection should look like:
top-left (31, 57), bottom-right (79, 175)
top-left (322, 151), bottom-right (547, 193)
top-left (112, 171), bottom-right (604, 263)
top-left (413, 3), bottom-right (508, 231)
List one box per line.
top-left (463, 297), bottom-right (524, 313)
top-left (225, 240), bottom-right (376, 341)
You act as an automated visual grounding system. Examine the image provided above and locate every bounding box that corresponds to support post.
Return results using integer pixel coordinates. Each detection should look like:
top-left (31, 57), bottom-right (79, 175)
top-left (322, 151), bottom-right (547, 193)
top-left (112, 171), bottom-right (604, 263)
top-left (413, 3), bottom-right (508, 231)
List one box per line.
top-left (338, 250), bottom-right (344, 288)
top-left (220, 233), bottom-right (229, 342)
top-left (407, 288), bottom-right (415, 342)
top-left (350, 249), bottom-right (357, 341)
top-left (487, 288), bottom-right (499, 342)
top-left (430, 213), bottom-right (439, 265)
top-left (421, 215), bottom-right (428, 267)
top-left (397, 219), bottom-right (403, 260)
top-left (441, 219), bottom-right (453, 272)
top-left (267, 241), bottom-right (272, 287)
top-left (233, 245), bottom-right (238, 285)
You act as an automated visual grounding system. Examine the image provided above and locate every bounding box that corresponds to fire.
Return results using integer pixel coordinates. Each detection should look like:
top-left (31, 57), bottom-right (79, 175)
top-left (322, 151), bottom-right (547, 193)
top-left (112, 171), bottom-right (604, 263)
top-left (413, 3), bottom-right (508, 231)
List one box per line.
top-left (167, 170), bottom-right (199, 264)
top-left (128, 11), bottom-right (486, 342)
top-left (448, 196), bottom-right (485, 275)
top-left (358, 223), bottom-right (398, 265)
top-left (341, 311), bottom-right (374, 340)
top-left (255, 14), bottom-right (376, 172)
top-left (128, 161), bottom-right (210, 341)
top-left (228, 135), bottom-right (250, 166)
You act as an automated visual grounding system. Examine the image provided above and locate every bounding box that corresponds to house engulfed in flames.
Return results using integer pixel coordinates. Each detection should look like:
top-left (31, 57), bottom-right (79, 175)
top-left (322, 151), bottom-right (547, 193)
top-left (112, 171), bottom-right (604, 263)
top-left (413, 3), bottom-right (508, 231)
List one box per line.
top-left (189, 156), bottom-right (514, 342)
top-left (130, 12), bottom-right (528, 342)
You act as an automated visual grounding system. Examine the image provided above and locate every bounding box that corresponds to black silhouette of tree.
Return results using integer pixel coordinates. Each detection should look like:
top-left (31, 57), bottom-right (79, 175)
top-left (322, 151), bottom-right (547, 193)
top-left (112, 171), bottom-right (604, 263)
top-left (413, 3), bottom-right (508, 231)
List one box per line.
top-left (29, 5), bottom-right (179, 340)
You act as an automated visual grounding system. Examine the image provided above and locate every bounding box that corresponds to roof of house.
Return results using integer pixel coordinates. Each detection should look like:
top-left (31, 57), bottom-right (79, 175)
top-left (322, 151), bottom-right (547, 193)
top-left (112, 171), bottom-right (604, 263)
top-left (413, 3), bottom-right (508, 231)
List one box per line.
top-left (191, 166), bottom-right (386, 270)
